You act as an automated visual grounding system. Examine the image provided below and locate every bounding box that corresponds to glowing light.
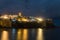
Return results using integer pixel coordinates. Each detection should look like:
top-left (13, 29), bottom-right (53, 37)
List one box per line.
top-left (22, 18), bottom-right (29, 22)
top-left (17, 19), bottom-right (21, 21)
top-left (36, 18), bottom-right (44, 22)
top-left (18, 12), bottom-right (22, 16)
top-left (17, 29), bottom-right (22, 40)
top-left (4, 16), bottom-right (8, 19)
top-left (22, 29), bottom-right (28, 40)
top-left (37, 28), bottom-right (44, 40)
top-left (1, 31), bottom-right (9, 40)
top-left (30, 19), bottom-right (36, 22)
top-left (1, 15), bottom-right (9, 19)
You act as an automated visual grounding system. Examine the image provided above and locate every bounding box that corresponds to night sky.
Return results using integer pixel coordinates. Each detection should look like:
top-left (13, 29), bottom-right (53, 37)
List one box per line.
top-left (0, 0), bottom-right (60, 18)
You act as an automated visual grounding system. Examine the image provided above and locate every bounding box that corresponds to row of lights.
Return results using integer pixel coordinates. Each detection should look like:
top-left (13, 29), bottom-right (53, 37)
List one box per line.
top-left (0, 15), bottom-right (44, 22)
top-left (0, 12), bottom-right (47, 23)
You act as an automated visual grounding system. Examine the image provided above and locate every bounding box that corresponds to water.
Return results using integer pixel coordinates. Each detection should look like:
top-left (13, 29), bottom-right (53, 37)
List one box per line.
top-left (0, 28), bottom-right (60, 40)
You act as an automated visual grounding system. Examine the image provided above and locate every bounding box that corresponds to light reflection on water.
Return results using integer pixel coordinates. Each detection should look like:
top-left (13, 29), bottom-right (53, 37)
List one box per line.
top-left (12, 28), bottom-right (16, 40)
top-left (37, 28), bottom-right (43, 40)
top-left (17, 29), bottom-right (22, 40)
top-left (1, 28), bottom-right (60, 40)
top-left (1, 30), bottom-right (9, 40)
top-left (0, 28), bottom-right (44, 40)
top-left (28, 29), bottom-right (38, 40)
top-left (22, 29), bottom-right (28, 40)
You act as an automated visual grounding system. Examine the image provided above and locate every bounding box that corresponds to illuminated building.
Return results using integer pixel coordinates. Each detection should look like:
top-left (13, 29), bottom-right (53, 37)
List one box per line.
top-left (0, 13), bottom-right (55, 29)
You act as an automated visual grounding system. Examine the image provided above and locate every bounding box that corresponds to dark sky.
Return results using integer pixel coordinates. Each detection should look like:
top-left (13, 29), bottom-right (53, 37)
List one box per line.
top-left (0, 0), bottom-right (60, 18)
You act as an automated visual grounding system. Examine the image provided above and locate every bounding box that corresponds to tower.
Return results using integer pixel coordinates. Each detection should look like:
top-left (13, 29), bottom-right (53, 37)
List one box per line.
top-left (18, 12), bottom-right (22, 17)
